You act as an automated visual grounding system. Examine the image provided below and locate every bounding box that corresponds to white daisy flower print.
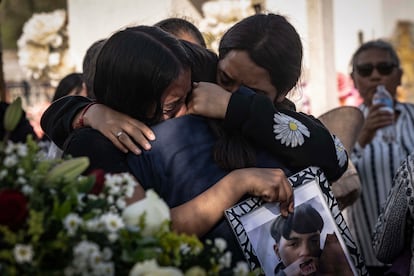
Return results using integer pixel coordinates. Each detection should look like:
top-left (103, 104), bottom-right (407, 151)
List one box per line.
top-left (333, 135), bottom-right (347, 167)
top-left (273, 113), bottom-right (310, 147)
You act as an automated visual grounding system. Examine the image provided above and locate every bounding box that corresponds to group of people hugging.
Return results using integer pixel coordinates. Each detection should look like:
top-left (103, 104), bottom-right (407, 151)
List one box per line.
top-left (28, 11), bottom-right (414, 276)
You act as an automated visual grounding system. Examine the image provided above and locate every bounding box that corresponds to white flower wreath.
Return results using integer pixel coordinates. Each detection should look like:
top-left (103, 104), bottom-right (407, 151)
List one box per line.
top-left (17, 9), bottom-right (75, 85)
top-left (199, 0), bottom-right (264, 52)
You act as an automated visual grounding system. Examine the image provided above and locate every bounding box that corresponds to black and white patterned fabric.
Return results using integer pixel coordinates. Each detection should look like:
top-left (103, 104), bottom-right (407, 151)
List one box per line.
top-left (349, 101), bottom-right (414, 266)
top-left (373, 153), bottom-right (414, 275)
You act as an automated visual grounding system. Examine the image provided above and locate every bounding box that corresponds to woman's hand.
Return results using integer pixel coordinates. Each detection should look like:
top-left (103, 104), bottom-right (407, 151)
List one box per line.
top-left (187, 82), bottom-right (231, 119)
top-left (82, 104), bottom-right (155, 154)
top-left (170, 167), bottom-right (293, 236)
top-left (235, 168), bottom-right (294, 217)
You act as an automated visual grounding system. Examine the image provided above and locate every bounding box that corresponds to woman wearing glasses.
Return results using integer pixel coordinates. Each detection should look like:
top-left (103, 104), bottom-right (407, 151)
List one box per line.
top-left (346, 39), bottom-right (414, 274)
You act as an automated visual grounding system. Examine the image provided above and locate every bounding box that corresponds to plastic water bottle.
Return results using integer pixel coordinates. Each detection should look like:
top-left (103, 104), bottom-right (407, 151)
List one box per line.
top-left (372, 85), bottom-right (395, 143)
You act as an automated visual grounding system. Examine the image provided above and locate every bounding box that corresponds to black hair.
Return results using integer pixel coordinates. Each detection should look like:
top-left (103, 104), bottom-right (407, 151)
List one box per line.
top-left (270, 203), bottom-right (324, 243)
top-left (179, 39), bottom-right (217, 83)
top-left (93, 25), bottom-right (191, 125)
top-left (154, 17), bottom-right (206, 47)
top-left (219, 13), bottom-right (303, 101)
top-left (179, 39), bottom-right (251, 170)
top-left (52, 73), bottom-right (84, 102)
top-left (210, 13), bottom-right (303, 171)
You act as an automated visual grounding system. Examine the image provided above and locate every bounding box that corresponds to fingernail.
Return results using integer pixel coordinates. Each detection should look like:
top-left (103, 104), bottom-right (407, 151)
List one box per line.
top-left (143, 143), bottom-right (151, 150)
top-left (134, 148), bottom-right (142, 155)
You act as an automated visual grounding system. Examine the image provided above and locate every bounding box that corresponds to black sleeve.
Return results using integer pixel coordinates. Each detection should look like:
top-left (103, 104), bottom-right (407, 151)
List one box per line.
top-left (40, 96), bottom-right (92, 148)
top-left (224, 90), bottom-right (348, 182)
top-left (63, 128), bottom-right (128, 174)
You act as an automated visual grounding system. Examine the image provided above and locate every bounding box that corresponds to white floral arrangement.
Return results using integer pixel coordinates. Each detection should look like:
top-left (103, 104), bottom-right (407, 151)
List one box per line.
top-left (199, 0), bottom-right (265, 52)
top-left (0, 99), bottom-right (257, 275)
top-left (17, 9), bottom-right (75, 85)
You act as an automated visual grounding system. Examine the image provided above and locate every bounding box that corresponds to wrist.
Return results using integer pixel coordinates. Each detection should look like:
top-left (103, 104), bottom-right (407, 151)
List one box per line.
top-left (224, 92), bottom-right (251, 129)
top-left (73, 102), bottom-right (97, 129)
top-left (230, 169), bottom-right (250, 195)
top-left (219, 92), bottom-right (231, 118)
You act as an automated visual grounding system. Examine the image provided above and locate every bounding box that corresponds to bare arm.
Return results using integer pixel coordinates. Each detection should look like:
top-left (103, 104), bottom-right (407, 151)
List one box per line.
top-left (170, 168), bottom-right (293, 237)
top-left (127, 167), bottom-right (293, 237)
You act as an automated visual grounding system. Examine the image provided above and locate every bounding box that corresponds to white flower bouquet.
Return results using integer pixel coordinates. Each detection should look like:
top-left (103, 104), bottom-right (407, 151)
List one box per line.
top-left (17, 9), bottom-right (75, 84)
top-left (0, 99), bottom-right (253, 276)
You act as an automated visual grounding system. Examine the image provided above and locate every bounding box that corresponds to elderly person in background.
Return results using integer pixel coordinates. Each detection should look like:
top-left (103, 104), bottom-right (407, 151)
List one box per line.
top-left (347, 39), bottom-right (414, 274)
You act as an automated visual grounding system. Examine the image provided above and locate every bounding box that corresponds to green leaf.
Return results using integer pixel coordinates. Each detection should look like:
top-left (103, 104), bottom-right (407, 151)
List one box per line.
top-left (4, 97), bottom-right (23, 133)
top-left (27, 210), bottom-right (45, 244)
top-left (45, 157), bottom-right (89, 184)
top-left (55, 198), bottom-right (73, 219)
top-left (75, 175), bottom-right (95, 194)
top-left (0, 249), bottom-right (14, 263)
top-left (0, 225), bottom-right (18, 245)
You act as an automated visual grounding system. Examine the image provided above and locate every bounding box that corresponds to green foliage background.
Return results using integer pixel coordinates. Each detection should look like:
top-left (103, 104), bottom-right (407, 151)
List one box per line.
top-left (0, 0), bottom-right (66, 49)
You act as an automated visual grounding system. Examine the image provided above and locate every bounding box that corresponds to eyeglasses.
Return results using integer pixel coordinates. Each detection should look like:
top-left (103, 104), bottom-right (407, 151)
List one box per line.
top-left (354, 62), bottom-right (397, 77)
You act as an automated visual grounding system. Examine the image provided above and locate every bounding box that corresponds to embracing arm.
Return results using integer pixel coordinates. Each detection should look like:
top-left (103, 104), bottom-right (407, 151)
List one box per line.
top-left (40, 96), bottom-right (155, 153)
top-left (226, 91), bottom-right (348, 181)
top-left (170, 168), bottom-right (293, 236)
top-left (40, 96), bottom-right (91, 148)
top-left (128, 167), bottom-right (293, 237)
top-left (188, 83), bottom-right (348, 182)
top-left (171, 168), bottom-right (293, 236)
